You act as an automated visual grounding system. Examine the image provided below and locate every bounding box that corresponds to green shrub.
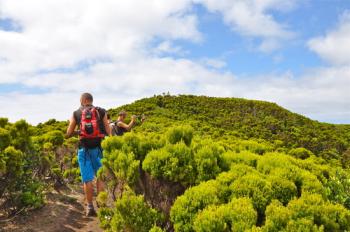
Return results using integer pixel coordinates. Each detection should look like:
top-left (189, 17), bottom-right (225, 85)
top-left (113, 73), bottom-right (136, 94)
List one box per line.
top-left (238, 140), bottom-right (272, 155)
top-left (264, 200), bottom-right (292, 232)
top-left (143, 142), bottom-right (195, 185)
top-left (268, 176), bottom-right (297, 205)
top-left (222, 151), bottom-right (260, 168)
top-left (167, 125), bottom-right (194, 146)
top-left (109, 189), bottom-right (163, 232)
top-left (193, 197), bottom-right (257, 232)
top-left (107, 150), bottom-right (140, 186)
top-left (230, 174), bottom-right (273, 214)
top-left (20, 181), bottom-right (45, 209)
top-left (0, 151), bottom-right (6, 175)
top-left (122, 133), bottom-right (142, 159)
top-left (194, 144), bottom-right (223, 182)
top-left (98, 207), bottom-right (114, 230)
top-left (3, 146), bottom-right (24, 179)
top-left (256, 153), bottom-right (295, 175)
top-left (97, 191), bottom-right (108, 208)
top-left (9, 120), bottom-right (32, 151)
top-left (138, 134), bottom-right (166, 160)
top-left (193, 205), bottom-right (227, 231)
top-left (0, 128), bottom-right (11, 151)
top-left (0, 117), bottom-right (8, 128)
top-left (325, 169), bottom-right (350, 209)
top-left (170, 180), bottom-right (223, 232)
top-left (63, 168), bottom-right (80, 182)
top-left (43, 130), bottom-right (64, 147)
top-left (216, 164), bottom-right (259, 201)
top-left (149, 226), bottom-right (165, 232)
top-left (102, 136), bottom-right (124, 154)
top-left (289, 193), bottom-right (350, 231)
top-left (294, 156), bottom-right (330, 184)
top-left (300, 171), bottom-right (326, 196)
top-left (264, 193), bottom-right (350, 231)
top-left (285, 218), bottom-right (323, 232)
top-left (289, 148), bottom-right (314, 160)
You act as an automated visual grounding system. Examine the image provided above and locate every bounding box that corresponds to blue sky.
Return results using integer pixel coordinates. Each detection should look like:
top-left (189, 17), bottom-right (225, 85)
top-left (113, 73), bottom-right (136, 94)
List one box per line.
top-left (0, 0), bottom-right (350, 124)
top-left (178, 2), bottom-right (344, 75)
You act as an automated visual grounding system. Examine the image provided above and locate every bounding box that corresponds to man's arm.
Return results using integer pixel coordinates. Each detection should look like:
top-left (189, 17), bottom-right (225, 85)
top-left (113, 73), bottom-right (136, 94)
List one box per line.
top-left (109, 123), bottom-right (116, 136)
top-left (66, 115), bottom-right (77, 138)
top-left (117, 116), bottom-right (136, 131)
top-left (103, 114), bottom-right (112, 136)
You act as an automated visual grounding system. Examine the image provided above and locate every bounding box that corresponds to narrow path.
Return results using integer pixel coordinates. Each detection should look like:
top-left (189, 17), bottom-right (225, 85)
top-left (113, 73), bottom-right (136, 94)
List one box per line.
top-left (0, 185), bottom-right (102, 232)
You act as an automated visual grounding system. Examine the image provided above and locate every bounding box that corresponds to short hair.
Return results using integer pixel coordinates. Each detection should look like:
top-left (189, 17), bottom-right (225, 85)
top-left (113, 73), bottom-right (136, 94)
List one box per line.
top-left (118, 110), bottom-right (127, 116)
top-left (81, 93), bottom-right (93, 102)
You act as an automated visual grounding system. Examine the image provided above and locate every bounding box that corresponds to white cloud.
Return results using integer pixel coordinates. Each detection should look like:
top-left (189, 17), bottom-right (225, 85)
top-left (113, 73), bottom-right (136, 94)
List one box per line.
top-left (154, 41), bottom-right (188, 56)
top-left (200, 58), bottom-right (226, 69)
top-left (194, 0), bottom-right (297, 52)
top-left (308, 11), bottom-right (350, 65)
top-left (0, 0), bottom-right (200, 74)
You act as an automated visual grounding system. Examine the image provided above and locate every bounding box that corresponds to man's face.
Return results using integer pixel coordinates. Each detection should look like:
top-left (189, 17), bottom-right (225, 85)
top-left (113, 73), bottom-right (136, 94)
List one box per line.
top-left (120, 114), bottom-right (127, 121)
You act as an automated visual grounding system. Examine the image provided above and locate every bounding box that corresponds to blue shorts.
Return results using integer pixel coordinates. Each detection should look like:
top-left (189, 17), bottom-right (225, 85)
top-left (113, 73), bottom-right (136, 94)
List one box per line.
top-left (77, 147), bottom-right (103, 183)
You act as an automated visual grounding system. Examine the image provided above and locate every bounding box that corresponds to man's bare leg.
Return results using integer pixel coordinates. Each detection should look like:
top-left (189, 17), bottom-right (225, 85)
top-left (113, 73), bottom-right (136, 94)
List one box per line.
top-left (84, 181), bottom-right (96, 216)
top-left (84, 181), bottom-right (94, 204)
top-left (96, 178), bottom-right (104, 195)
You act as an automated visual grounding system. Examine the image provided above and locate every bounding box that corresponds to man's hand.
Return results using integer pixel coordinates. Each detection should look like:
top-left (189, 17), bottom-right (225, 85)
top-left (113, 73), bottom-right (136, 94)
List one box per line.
top-left (141, 114), bottom-right (146, 123)
top-left (131, 115), bottom-right (137, 122)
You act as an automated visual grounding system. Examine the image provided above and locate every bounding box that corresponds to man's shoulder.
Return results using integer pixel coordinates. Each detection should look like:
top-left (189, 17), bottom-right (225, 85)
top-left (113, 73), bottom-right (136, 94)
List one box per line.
top-left (73, 106), bottom-right (106, 118)
top-left (95, 106), bottom-right (106, 115)
top-left (73, 108), bottom-right (81, 114)
top-left (73, 108), bottom-right (82, 119)
top-left (95, 106), bottom-right (106, 111)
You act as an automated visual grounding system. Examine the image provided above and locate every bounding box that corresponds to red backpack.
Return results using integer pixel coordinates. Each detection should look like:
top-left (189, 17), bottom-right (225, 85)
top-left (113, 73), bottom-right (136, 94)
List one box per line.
top-left (79, 107), bottom-right (105, 140)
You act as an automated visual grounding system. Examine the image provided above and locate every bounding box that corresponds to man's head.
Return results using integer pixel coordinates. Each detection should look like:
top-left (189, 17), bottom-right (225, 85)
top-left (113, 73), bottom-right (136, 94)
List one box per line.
top-left (80, 93), bottom-right (93, 106)
top-left (118, 110), bottom-right (127, 121)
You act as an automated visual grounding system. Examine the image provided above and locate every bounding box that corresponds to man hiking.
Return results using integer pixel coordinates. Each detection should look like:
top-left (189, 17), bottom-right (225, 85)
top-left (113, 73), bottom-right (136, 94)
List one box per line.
top-left (110, 110), bottom-right (145, 136)
top-left (66, 93), bottom-right (111, 216)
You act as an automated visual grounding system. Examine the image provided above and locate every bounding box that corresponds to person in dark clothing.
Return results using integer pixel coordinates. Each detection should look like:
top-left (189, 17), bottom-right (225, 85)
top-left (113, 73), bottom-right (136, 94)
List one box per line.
top-left (66, 93), bottom-right (111, 216)
top-left (110, 110), bottom-right (144, 136)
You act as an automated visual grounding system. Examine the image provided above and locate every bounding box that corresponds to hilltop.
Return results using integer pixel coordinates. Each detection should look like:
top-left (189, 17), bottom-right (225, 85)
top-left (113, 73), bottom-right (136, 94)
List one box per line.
top-left (108, 94), bottom-right (350, 161)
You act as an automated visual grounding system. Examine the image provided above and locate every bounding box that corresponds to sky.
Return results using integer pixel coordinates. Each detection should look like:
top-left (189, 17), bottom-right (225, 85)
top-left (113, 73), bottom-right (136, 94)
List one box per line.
top-left (0, 0), bottom-right (350, 125)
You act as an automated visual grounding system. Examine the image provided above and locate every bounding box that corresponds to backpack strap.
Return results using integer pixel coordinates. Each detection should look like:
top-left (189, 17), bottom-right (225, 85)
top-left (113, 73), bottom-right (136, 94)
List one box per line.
top-left (95, 107), bottom-right (101, 120)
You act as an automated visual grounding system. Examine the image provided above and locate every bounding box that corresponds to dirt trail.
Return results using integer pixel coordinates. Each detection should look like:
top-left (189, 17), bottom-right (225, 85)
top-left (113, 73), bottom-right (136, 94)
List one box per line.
top-left (0, 185), bottom-right (103, 232)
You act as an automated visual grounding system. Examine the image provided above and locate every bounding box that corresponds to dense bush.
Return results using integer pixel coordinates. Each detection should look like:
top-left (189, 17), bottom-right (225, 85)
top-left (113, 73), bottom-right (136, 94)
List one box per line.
top-left (167, 125), bottom-right (194, 146)
top-left (193, 144), bottom-right (225, 183)
top-left (170, 180), bottom-right (223, 231)
top-left (289, 147), bottom-right (314, 159)
top-left (231, 174), bottom-right (273, 215)
top-left (143, 142), bottom-right (196, 185)
top-left (325, 169), bottom-right (350, 209)
top-left (264, 193), bottom-right (350, 231)
top-left (0, 127), bottom-right (11, 150)
top-left (268, 175), bottom-right (297, 205)
top-left (193, 198), bottom-right (257, 232)
top-left (169, 147), bottom-right (350, 231)
top-left (98, 188), bottom-right (163, 232)
top-left (222, 151), bottom-right (260, 168)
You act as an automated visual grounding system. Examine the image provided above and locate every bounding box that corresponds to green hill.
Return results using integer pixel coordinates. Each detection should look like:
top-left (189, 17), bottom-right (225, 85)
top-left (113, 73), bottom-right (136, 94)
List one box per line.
top-left (2, 94), bottom-right (350, 231)
top-left (109, 94), bottom-right (350, 161)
